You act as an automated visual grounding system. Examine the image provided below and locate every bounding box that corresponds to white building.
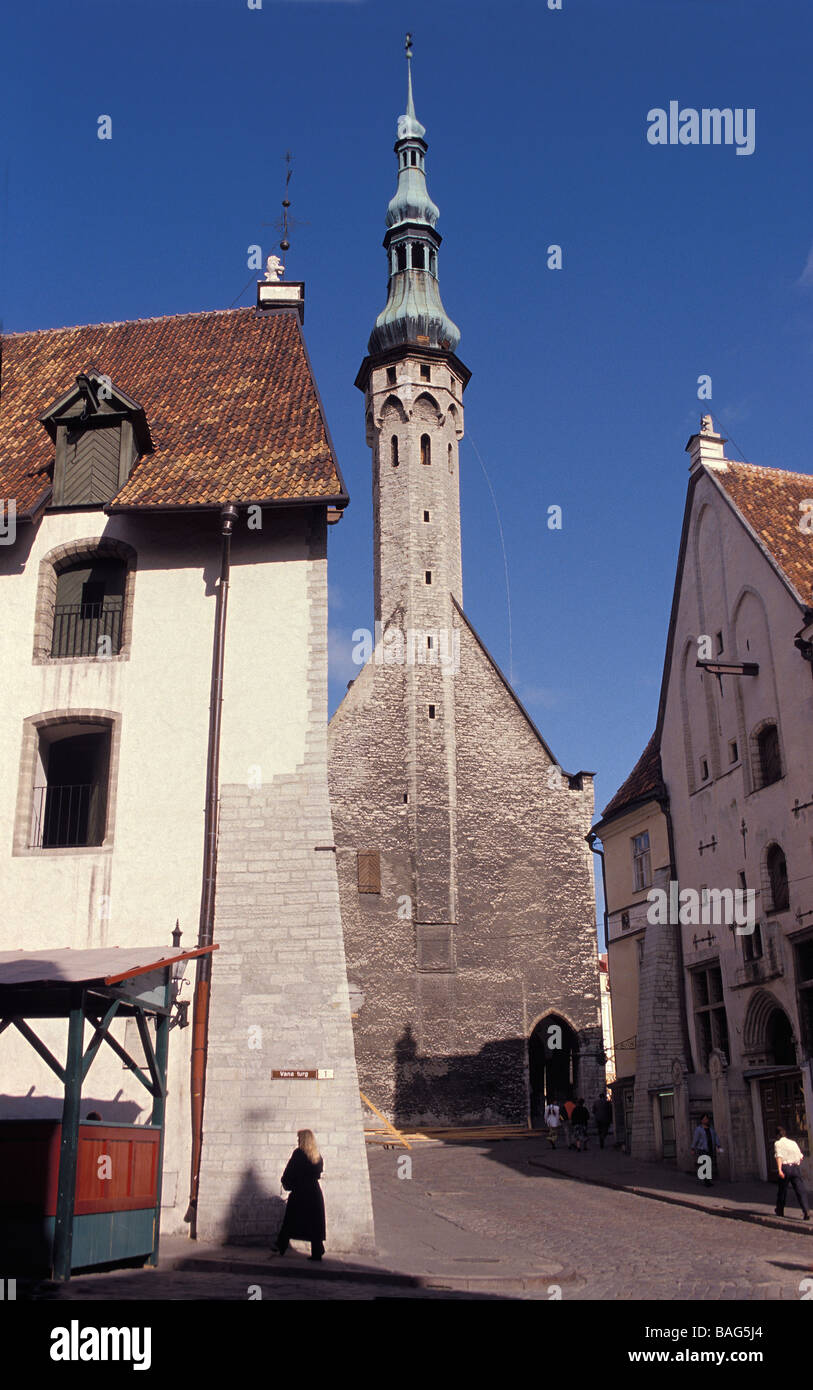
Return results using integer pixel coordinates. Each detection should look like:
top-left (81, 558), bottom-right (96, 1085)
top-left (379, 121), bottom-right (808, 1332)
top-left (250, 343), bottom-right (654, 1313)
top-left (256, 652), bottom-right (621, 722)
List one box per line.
top-left (0, 290), bottom-right (375, 1251)
top-left (599, 416), bottom-right (813, 1181)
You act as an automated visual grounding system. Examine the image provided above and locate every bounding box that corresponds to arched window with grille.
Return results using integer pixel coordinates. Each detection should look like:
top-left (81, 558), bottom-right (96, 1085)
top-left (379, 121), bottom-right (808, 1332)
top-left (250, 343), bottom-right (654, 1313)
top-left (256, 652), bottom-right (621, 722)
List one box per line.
top-left (420, 434), bottom-right (431, 467)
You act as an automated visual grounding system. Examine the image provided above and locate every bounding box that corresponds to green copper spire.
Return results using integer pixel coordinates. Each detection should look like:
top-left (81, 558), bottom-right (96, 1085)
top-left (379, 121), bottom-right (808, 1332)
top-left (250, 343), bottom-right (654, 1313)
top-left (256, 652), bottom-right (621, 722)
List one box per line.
top-left (368, 35), bottom-right (460, 358)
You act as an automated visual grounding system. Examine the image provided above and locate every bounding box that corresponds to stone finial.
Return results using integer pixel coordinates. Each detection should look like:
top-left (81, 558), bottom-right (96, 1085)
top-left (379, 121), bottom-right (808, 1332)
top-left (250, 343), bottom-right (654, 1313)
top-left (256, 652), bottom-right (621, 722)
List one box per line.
top-left (264, 254), bottom-right (285, 283)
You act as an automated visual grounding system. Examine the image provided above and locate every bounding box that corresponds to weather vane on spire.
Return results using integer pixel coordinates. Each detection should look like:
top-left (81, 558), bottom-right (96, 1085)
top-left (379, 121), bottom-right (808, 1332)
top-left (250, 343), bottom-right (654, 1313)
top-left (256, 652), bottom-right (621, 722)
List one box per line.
top-left (405, 31), bottom-right (413, 61)
top-left (263, 151), bottom-right (308, 282)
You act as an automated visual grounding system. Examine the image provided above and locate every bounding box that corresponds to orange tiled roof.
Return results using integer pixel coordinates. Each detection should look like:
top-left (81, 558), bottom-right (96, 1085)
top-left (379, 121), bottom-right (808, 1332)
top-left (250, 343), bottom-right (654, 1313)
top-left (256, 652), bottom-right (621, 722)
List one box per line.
top-left (600, 731), bottom-right (663, 822)
top-left (0, 306), bottom-right (347, 516)
top-left (711, 460), bottom-right (813, 606)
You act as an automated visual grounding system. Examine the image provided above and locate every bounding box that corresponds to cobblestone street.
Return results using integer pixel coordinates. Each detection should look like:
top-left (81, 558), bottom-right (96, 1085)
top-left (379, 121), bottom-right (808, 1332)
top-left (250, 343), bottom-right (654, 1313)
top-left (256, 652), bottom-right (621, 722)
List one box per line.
top-left (27, 1138), bottom-right (813, 1302)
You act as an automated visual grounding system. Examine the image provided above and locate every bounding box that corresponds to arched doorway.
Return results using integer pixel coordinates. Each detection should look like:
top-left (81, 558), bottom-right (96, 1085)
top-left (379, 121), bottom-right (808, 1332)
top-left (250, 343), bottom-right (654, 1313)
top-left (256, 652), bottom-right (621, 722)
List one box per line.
top-left (528, 1014), bottom-right (579, 1125)
top-left (766, 1008), bottom-right (796, 1066)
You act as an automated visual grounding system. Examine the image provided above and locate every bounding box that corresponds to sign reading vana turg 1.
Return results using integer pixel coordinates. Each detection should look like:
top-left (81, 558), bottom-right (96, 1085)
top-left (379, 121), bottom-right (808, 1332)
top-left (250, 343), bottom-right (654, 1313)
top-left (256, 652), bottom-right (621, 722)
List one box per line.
top-left (271, 1069), bottom-right (335, 1080)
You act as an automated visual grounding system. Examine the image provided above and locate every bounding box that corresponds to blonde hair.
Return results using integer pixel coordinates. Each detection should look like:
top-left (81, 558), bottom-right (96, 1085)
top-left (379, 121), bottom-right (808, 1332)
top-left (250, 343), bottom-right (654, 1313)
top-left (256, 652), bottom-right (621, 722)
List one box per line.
top-left (298, 1129), bottom-right (321, 1163)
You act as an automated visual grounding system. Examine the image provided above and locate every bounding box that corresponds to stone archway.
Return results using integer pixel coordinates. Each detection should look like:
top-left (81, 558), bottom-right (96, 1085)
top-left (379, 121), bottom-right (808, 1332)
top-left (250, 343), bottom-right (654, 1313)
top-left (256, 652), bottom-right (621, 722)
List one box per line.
top-left (528, 1013), bottom-right (580, 1123)
top-left (743, 989), bottom-right (796, 1066)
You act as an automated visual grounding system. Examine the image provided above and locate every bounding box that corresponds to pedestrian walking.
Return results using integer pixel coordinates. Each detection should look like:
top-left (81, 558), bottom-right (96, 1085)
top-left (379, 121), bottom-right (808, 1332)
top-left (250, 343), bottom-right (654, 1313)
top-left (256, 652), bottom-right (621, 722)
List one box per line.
top-left (773, 1126), bottom-right (810, 1220)
top-left (691, 1112), bottom-right (722, 1186)
top-left (571, 1098), bottom-right (590, 1151)
top-left (593, 1093), bottom-right (613, 1150)
top-left (563, 1097), bottom-right (577, 1149)
top-left (270, 1129), bottom-right (326, 1260)
top-left (544, 1099), bottom-right (560, 1149)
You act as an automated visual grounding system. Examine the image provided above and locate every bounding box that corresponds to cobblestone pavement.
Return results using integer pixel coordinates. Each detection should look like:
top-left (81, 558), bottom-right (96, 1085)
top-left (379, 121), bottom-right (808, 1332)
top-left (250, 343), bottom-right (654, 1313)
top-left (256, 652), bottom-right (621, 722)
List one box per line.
top-left (366, 1141), bottom-right (813, 1301)
top-left (25, 1139), bottom-right (813, 1301)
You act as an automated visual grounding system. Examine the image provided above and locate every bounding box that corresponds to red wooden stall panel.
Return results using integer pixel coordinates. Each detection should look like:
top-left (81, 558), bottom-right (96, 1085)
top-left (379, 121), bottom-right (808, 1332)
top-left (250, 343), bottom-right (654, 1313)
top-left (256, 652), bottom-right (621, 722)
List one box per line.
top-left (75, 1127), bottom-right (160, 1214)
top-left (0, 1121), bottom-right (159, 1216)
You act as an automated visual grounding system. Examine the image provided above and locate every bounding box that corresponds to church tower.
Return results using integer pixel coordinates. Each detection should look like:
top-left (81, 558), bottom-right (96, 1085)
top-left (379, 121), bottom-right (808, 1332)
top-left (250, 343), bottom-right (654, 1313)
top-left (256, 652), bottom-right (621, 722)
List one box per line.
top-left (329, 41), bottom-right (601, 1128)
top-left (355, 37), bottom-right (470, 940)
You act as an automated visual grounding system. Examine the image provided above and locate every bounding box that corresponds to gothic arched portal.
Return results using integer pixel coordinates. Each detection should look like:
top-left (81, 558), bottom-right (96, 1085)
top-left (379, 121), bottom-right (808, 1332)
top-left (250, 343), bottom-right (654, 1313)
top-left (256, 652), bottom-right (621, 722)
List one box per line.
top-left (528, 1014), bottom-right (580, 1123)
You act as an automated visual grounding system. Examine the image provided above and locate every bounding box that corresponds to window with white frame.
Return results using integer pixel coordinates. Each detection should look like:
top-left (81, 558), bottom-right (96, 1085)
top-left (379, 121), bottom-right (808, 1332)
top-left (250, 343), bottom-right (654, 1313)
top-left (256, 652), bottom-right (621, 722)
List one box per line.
top-left (632, 831), bottom-right (651, 892)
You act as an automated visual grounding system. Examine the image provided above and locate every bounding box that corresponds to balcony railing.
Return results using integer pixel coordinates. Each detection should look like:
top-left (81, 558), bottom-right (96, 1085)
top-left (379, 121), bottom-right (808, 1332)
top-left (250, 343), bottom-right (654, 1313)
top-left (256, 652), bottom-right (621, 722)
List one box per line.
top-left (50, 602), bottom-right (123, 658)
top-left (31, 784), bottom-right (92, 848)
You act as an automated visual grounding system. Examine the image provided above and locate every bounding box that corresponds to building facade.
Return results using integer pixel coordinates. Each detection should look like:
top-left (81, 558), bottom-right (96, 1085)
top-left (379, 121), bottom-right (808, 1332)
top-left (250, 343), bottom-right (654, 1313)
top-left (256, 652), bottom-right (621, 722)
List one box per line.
top-left (597, 416), bottom-right (813, 1182)
top-left (0, 293), bottom-right (375, 1250)
top-left (327, 56), bottom-right (602, 1127)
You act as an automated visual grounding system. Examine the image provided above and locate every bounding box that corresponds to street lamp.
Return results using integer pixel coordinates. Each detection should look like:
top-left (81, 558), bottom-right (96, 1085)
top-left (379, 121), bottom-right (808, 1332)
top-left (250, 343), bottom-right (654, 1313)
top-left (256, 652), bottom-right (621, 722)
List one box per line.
top-left (170, 920), bottom-right (190, 1029)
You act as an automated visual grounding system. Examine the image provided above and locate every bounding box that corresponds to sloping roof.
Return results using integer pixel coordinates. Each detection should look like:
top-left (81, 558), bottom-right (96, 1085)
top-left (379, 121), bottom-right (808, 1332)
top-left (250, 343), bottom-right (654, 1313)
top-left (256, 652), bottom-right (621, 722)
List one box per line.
top-left (0, 946), bottom-right (214, 987)
top-left (709, 460), bottom-right (813, 606)
top-left (599, 731), bottom-right (663, 823)
top-left (0, 306), bottom-right (348, 517)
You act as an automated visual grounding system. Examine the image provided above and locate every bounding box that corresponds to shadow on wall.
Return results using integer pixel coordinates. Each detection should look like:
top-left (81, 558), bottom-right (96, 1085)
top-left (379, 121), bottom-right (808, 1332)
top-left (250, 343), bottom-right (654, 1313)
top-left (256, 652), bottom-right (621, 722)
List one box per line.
top-left (0, 1093), bottom-right (143, 1122)
top-left (392, 1015), bottom-right (586, 1128)
top-left (223, 1165), bottom-right (287, 1247)
top-left (393, 1025), bottom-right (528, 1126)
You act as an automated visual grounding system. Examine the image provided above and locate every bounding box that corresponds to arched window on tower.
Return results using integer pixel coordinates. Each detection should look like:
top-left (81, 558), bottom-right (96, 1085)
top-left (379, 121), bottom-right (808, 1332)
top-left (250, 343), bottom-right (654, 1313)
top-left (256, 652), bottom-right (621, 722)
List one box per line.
top-left (396, 245), bottom-right (407, 273)
top-left (390, 435), bottom-right (399, 468)
top-left (757, 723), bottom-right (782, 787)
top-left (447, 443), bottom-right (453, 473)
top-left (766, 843), bottom-right (789, 913)
top-left (420, 434), bottom-right (431, 467)
top-left (412, 244), bottom-right (425, 270)
top-left (410, 150), bottom-right (417, 166)
top-left (429, 250), bottom-right (437, 275)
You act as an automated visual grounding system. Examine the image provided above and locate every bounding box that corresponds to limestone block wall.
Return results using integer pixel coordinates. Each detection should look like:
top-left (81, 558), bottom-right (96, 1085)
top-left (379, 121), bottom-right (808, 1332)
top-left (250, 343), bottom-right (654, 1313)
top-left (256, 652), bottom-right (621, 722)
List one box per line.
top-left (197, 511), bottom-right (374, 1251)
top-left (328, 602), bottom-right (602, 1125)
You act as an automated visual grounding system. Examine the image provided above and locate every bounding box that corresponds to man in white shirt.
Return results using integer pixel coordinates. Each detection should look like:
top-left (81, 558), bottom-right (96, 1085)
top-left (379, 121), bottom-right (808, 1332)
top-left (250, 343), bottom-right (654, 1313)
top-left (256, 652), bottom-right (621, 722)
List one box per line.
top-left (773, 1126), bottom-right (810, 1220)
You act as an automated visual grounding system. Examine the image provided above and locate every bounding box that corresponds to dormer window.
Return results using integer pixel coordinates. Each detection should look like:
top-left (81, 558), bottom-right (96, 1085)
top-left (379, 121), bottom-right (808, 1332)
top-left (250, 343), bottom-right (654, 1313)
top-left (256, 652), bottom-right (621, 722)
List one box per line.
top-left (39, 369), bottom-right (152, 508)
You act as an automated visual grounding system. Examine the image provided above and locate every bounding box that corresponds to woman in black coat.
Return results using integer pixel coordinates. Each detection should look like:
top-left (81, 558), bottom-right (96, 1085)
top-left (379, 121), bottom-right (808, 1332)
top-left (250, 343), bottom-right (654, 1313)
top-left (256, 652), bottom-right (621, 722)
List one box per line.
top-left (271, 1129), bottom-right (326, 1260)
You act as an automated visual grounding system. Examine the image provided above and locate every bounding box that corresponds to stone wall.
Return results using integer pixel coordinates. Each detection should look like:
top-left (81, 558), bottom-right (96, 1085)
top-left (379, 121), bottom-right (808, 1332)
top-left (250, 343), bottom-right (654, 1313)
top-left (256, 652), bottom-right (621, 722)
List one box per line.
top-left (197, 510), bottom-right (375, 1250)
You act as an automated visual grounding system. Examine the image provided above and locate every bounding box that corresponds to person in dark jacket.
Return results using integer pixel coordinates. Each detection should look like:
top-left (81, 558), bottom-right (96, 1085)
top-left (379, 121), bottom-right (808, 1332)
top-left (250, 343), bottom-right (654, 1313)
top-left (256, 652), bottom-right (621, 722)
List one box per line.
top-left (270, 1129), bottom-right (326, 1260)
top-left (571, 1098), bottom-right (590, 1151)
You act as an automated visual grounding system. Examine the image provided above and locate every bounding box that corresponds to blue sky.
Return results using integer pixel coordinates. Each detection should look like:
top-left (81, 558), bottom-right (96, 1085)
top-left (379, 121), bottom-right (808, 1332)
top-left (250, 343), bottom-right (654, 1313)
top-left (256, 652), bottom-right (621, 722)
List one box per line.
top-left (2, 0), bottom-right (813, 933)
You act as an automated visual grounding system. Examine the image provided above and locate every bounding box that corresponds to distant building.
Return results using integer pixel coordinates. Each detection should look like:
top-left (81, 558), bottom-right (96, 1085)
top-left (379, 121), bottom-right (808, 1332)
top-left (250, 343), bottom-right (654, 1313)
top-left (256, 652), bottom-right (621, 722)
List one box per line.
top-left (595, 417), bottom-right (813, 1181)
top-left (328, 53), bottom-right (602, 1126)
top-left (0, 293), bottom-right (374, 1250)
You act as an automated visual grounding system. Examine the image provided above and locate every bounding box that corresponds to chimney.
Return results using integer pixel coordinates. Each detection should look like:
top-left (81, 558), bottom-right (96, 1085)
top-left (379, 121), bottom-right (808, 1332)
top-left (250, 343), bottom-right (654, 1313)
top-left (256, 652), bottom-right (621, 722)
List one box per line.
top-left (685, 414), bottom-right (727, 472)
top-left (256, 253), bottom-right (305, 323)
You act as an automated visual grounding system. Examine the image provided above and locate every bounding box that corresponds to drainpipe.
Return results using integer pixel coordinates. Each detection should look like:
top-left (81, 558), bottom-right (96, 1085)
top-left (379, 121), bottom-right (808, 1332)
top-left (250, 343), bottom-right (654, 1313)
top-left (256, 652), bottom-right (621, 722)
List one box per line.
top-left (185, 502), bottom-right (239, 1236)
top-left (586, 830), bottom-right (609, 950)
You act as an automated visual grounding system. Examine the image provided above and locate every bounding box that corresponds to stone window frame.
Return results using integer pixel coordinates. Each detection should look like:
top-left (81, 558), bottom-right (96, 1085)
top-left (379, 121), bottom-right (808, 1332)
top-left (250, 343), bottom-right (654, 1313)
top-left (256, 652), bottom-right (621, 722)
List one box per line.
top-left (748, 717), bottom-right (783, 792)
top-left (762, 840), bottom-right (790, 915)
top-left (32, 536), bottom-right (137, 665)
top-left (690, 962), bottom-right (730, 1071)
top-left (631, 830), bottom-right (651, 892)
top-left (12, 708), bottom-right (122, 857)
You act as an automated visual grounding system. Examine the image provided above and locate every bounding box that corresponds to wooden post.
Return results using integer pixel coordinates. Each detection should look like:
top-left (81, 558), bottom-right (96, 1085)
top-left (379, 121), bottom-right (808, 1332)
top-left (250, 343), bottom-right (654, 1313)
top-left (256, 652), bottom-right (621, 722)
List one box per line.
top-left (53, 992), bottom-right (85, 1281)
top-left (147, 980), bottom-right (171, 1267)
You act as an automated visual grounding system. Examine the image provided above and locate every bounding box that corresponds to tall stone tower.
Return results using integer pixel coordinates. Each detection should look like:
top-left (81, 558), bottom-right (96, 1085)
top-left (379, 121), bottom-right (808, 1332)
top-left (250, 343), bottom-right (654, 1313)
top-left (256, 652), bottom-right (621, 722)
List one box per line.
top-left (358, 37), bottom-right (469, 948)
top-left (329, 43), bottom-right (601, 1126)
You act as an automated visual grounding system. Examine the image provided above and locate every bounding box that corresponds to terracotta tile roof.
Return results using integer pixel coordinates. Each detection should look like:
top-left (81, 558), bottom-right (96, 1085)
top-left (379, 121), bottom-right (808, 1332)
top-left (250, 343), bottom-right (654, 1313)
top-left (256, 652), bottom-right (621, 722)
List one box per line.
top-left (0, 307), bottom-right (347, 516)
top-left (710, 460), bottom-right (813, 605)
top-left (600, 731), bottom-right (663, 822)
